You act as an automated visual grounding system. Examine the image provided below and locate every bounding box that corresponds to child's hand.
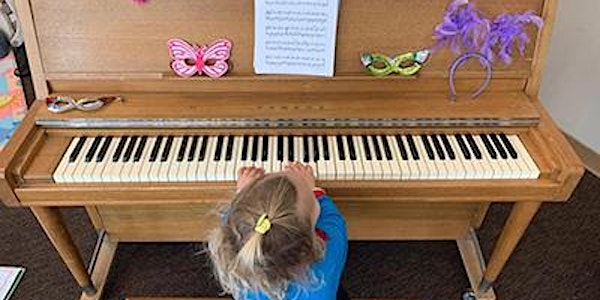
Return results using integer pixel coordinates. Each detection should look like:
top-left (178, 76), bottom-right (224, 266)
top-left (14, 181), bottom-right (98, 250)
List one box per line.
top-left (284, 162), bottom-right (316, 191)
top-left (237, 166), bottom-right (265, 191)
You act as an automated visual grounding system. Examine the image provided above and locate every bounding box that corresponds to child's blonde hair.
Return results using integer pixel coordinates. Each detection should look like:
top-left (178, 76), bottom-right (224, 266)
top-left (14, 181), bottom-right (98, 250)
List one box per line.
top-left (208, 174), bottom-right (325, 300)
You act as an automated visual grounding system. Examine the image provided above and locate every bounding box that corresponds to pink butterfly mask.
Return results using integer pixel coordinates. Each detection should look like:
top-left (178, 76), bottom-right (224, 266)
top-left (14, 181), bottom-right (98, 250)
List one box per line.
top-left (167, 38), bottom-right (232, 78)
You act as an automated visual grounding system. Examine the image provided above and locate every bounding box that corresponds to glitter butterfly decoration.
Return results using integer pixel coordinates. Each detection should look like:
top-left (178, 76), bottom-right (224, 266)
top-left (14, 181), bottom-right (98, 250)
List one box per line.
top-left (167, 38), bottom-right (232, 78)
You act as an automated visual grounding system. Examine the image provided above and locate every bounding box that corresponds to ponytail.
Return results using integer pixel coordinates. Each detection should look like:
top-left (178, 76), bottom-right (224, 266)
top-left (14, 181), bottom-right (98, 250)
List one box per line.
top-left (234, 232), bottom-right (264, 276)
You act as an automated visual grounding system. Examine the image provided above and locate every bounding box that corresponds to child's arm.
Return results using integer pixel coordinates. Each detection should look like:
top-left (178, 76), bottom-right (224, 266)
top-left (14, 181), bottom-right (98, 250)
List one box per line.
top-left (314, 189), bottom-right (348, 283)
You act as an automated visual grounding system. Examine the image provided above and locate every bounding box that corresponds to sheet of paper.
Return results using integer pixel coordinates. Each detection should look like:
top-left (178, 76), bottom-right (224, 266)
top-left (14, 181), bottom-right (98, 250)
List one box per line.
top-left (254, 0), bottom-right (340, 77)
top-left (0, 266), bottom-right (25, 300)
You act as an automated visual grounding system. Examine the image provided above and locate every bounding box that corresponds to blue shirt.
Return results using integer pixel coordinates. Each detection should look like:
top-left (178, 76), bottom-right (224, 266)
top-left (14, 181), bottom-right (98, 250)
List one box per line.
top-left (243, 195), bottom-right (348, 300)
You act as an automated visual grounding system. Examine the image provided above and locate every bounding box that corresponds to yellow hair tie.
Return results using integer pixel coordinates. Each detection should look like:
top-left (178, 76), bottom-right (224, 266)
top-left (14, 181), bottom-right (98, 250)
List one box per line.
top-left (254, 213), bottom-right (271, 235)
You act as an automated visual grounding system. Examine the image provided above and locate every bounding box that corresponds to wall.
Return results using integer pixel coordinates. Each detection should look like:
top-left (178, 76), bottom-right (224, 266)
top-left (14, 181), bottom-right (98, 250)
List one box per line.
top-left (541, 0), bottom-right (600, 153)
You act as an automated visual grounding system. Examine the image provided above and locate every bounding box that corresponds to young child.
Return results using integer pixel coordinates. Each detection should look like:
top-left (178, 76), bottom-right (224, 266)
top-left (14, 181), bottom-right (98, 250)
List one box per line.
top-left (207, 162), bottom-right (348, 300)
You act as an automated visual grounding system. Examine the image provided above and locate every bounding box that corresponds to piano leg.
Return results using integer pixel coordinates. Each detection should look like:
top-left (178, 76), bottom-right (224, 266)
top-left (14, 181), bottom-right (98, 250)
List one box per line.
top-left (478, 201), bottom-right (542, 292)
top-left (30, 207), bottom-right (97, 296)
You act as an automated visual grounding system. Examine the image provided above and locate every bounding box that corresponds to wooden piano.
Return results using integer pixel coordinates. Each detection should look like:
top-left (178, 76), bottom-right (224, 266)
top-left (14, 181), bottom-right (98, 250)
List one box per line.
top-left (0, 0), bottom-right (583, 299)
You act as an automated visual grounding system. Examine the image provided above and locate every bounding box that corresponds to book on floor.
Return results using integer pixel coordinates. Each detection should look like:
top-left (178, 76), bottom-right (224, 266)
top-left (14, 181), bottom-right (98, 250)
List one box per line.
top-left (0, 266), bottom-right (25, 300)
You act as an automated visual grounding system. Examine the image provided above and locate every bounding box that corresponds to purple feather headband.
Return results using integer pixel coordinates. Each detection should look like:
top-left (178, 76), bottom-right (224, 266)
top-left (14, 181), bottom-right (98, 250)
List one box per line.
top-left (433, 0), bottom-right (543, 65)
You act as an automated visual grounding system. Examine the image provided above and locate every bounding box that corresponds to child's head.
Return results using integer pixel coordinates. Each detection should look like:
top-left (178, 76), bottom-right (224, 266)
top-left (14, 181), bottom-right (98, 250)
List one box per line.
top-left (208, 171), bottom-right (324, 300)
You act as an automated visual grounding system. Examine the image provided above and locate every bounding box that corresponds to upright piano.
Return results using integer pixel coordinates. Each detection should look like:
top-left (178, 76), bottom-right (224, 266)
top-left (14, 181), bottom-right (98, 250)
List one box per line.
top-left (0, 0), bottom-right (583, 299)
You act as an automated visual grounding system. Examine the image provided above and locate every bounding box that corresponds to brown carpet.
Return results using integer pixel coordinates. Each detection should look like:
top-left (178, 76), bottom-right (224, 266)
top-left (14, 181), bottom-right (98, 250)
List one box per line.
top-left (1, 171), bottom-right (599, 300)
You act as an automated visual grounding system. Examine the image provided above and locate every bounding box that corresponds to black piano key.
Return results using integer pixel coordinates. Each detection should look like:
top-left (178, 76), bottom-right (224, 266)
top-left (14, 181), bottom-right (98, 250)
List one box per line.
top-left (312, 136), bottom-right (319, 161)
top-left (214, 136), bottom-right (225, 161)
top-left (161, 136), bottom-right (174, 162)
top-left (84, 136), bottom-right (103, 162)
top-left (133, 136), bottom-right (147, 162)
top-left (346, 136), bottom-right (357, 161)
top-left (113, 136), bottom-right (129, 162)
top-left (262, 135), bottom-right (269, 162)
top-left (490, 134), bottom-right (508, 159)
top-left (480, 134), bottom-right (497, 159)
top-left (336, 136), bottom-right (346, 160)
top-left (322, 135), bottom-right (330, 161)
top-left (149, 136), bottom-right (163, 162)
top-left (420, 135), bottom-right (435, 160)
top-left (251, 136), bottom-right (260, 162)
top-left (361, 136), bottom-right (372, 160)
top-left (188, 136), bottom-right (199, 162)
top-left (303, 136), bottom-right (310, 162)
top-left (226, 136), bottom-right (235, 161)
top-left (431, 135), bottom-right (446, 160)
top-left (455, 134), bottom-right (471, 160)
top-left (241, 136), bottom-right (249, 161)
top-left (177, 136), bottom-right (189, 162)
top-left (395, 135), bottom-right (409, 160)
top-left (69, 137), bottom-right (87, 163)
top-left (277, 136), bottom-right (284, 161)
top-left (198, 136), bottom-right (209, 161)
top-left (288, 136), bottom-right (294, 161)
top-left (500, 134), bottom-right (518, 159)
top-left (465, 134), bottom-right (482, 159)
top-left (380, 135), bottom-right (392, 160)
top-left (440, 135), bottom-right (456, 160)
top-left (406, 135), bottom-right (420, 160)
top-left (96, 136), bottom-right (113, 162)
top-left (371, 135), bottom-right (383, 160)
top-left (123, 136), bottom-right (138, 162)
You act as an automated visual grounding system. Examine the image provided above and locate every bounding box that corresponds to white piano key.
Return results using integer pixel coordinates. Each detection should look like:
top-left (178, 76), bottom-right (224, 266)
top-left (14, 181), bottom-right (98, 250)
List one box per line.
top-left (386, 136), bottom-right (405, 180)
top-left (341, 136), bottom-right (355, 180)
top-left (71, 138), bottom-right (95, 182)
top-left (168, 136), bottom-right (189, 182)
top-left (508, 135), bottom-right (540, 179)
top-left (402, 136), bottom-right (422, 180)
top-left (429, 135), bottom-right (449, 180)
top-left (148, 137), bottom-right (167, 182)
top-left (95, 137), bottom-right (119, 182)
top-left (376, 135), bottom-right (394, 180)
top-left (473, 135), bottom-right (499, 179)
top-left (357, 136), bottom-right (374, 180)
top-left (486, 135), bottom-right (513, 179)
top-left (329, 136), bottom-right (344, 180)
top-left (294, 136), bottom-right (303, 166)
top-left (366, 136), bottom-right (384, 180)
top-left (234, 136), bottom-right (248, 181)
top-left (211, 136), bottom-right (228, 181)
top-left (186, 136), bottom-right (203, 181)
top-left (414, 136), bottom-right (437, 179)
top-left (206, 136), bottom-right (222, 181)
top-left (224, 137), bottom-right (240, 181)
top-left (439, 135), bottom-right (457, 179)
top-left (79, 137), bottom-right (104, 182)
top-left (53, 138), bottom-right (81, 183)
top-left (315, 136), bottom-right (325, 180)
top-left (446, 135), bottom-right (469, 179)
top-left (351, 136), bottom-right (366, 180)
top-left (131, 137), bottom-right (154, 182)
top-left (306, 136), bottom-right (317, 175)
top-left (319, 136), bottom-right (336, 180)
top-left (160, 137), bottom-right (181, 182)
top-left (120, 137), bottom-right (141, 182)
top-left (462, 135), bottom-right (490, 179)
top-left (198, 136), bottom-right (216, 181)
top-left (505, 136), bottom-right (530, 179)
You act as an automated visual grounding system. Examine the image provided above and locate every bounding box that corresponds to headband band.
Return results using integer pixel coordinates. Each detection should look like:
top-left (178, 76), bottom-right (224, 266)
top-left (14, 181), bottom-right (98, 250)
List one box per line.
top-left (448, 52), bottom-right (492, 101)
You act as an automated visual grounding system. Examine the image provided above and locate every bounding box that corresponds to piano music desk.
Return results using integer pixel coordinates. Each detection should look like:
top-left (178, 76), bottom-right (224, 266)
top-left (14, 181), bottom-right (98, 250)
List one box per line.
top-left (1, 0), bottom-right (583, 299)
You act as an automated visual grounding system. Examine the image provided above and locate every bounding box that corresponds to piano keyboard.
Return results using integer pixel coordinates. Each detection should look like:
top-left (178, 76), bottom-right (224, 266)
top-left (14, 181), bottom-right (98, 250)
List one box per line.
top-left (53, 134), bottom-right (540, 183)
